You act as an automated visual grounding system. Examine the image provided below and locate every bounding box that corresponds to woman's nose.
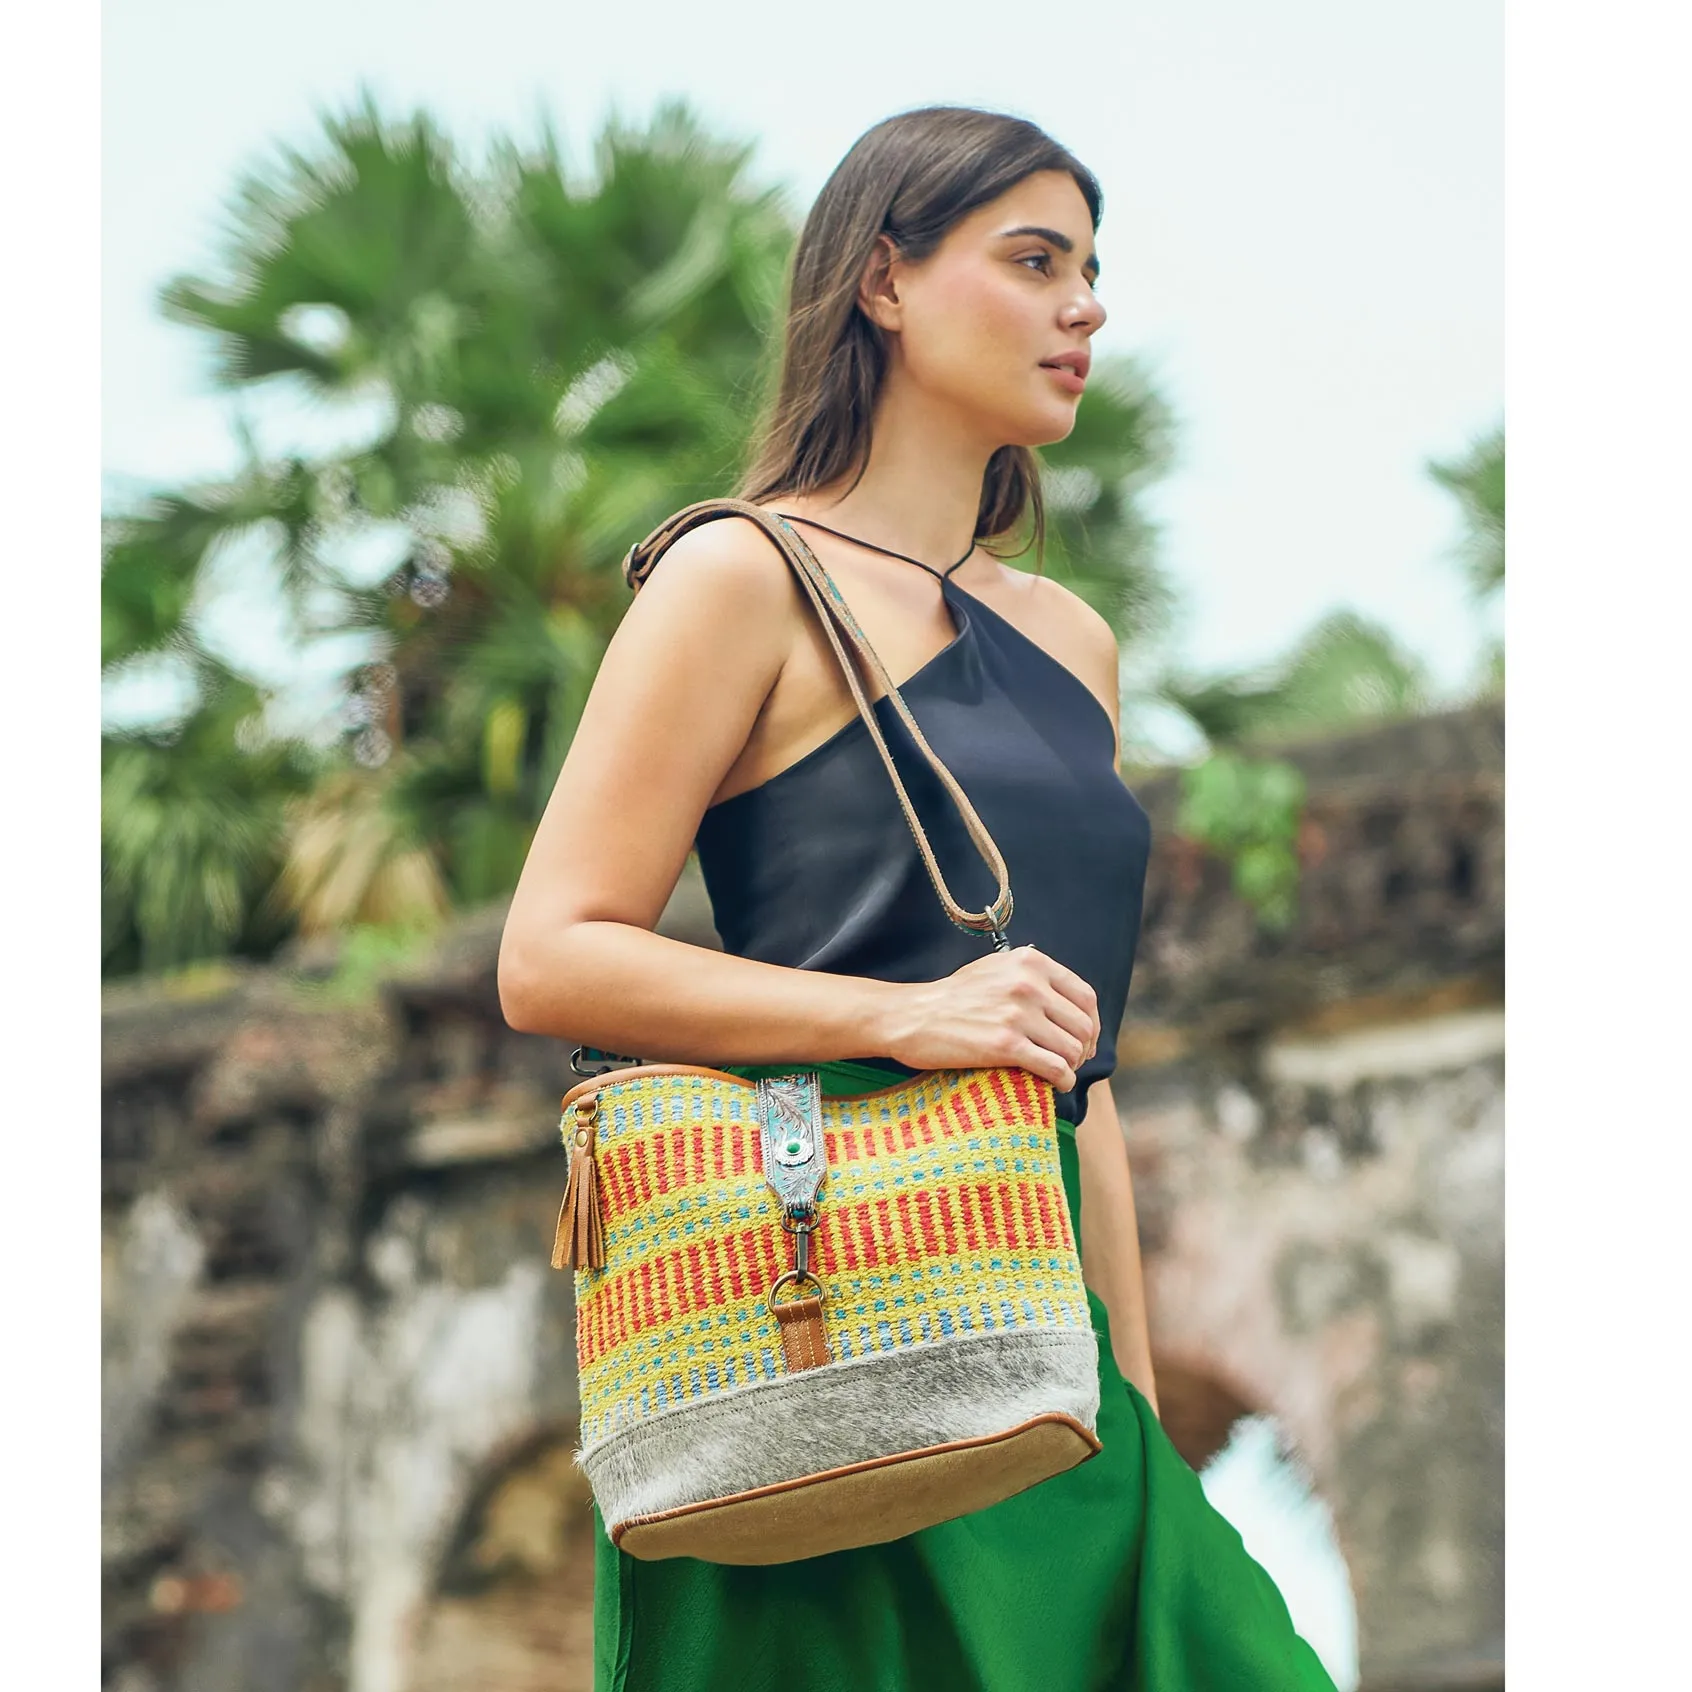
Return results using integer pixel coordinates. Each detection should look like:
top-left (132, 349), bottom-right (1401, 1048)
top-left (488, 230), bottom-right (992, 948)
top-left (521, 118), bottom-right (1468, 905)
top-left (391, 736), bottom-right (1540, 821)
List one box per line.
top-left (1064, 290), bottom-right (1105, 335)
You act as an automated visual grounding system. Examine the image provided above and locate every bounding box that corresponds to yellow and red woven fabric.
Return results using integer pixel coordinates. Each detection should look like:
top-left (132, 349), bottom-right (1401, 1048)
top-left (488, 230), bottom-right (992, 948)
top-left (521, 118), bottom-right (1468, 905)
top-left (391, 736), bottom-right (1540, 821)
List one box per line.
top-left (569, 1065), bottom-right (1092, 1450)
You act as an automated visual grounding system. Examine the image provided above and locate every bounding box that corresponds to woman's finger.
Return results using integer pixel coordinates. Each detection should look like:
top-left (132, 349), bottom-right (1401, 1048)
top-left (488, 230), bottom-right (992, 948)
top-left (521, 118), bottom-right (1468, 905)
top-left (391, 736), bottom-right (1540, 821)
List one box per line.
top-left (1010, 1034), bottom-right (1076, 1094)
top-left (1029, 960), bottom-right (1098, 1047)
top-left (1039, 991), bottom-right (1094, 1064)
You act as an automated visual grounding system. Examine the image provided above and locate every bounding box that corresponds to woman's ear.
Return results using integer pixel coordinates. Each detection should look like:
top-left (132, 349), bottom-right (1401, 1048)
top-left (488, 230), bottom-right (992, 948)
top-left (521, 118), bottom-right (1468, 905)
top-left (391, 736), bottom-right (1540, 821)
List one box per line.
top-left (856, 233), bottom-right (904, 332)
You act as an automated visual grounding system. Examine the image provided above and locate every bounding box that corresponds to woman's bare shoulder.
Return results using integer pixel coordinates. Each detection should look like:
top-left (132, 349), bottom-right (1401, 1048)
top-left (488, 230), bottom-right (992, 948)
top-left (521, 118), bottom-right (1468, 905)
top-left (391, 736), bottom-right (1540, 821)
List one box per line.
top-left (634, 506), bottom-right (795, 598)
top-left (618, 506), bottom-right (805, 659)
top-left (629, 507), bottom-right (805, 629)
top-left (1022, 572), bottom-right (1118, 651)
top-left (984, 568), bottom-right (1118, 678)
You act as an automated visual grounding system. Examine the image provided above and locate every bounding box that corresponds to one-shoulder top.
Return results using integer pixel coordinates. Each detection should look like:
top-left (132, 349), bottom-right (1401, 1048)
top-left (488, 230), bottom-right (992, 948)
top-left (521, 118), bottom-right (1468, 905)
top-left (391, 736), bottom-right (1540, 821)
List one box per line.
top-left (692, 541), bottom-right (1153, 1129)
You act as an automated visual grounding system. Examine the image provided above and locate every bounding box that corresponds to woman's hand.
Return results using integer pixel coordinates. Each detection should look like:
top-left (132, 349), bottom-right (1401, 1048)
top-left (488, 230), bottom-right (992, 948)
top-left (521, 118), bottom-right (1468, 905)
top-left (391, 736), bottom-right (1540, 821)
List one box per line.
top-left (873, 944), bottom-right (1100, 1094)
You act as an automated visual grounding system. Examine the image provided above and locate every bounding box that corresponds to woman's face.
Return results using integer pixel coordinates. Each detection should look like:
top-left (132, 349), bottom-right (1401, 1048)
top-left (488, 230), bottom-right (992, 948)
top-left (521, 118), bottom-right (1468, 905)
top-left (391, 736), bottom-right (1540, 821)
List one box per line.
top-left (866, 169), bottom-right (1107, 450)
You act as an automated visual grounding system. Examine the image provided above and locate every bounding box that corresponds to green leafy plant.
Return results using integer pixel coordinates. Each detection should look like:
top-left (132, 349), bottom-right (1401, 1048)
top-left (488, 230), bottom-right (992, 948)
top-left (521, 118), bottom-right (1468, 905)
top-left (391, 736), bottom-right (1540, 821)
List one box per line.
top-left (1175, 751), bottom-right (1308, 931)
top-left (295, 920), bottom-right (442, 1005)
top-left (1156, 421), bottom-right (1503, 926)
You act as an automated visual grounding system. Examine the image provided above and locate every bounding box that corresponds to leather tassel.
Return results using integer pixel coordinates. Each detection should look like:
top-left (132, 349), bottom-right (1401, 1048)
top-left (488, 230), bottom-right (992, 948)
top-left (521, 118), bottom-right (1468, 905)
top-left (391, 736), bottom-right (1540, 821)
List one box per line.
top-left (552, 1101), bottom-right (605, 1271)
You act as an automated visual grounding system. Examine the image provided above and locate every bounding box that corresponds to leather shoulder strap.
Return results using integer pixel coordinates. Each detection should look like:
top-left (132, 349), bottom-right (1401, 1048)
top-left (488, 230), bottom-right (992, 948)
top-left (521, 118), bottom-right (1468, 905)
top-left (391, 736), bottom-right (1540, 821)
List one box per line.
top-left (623, 498), bottom-right (1014, 947)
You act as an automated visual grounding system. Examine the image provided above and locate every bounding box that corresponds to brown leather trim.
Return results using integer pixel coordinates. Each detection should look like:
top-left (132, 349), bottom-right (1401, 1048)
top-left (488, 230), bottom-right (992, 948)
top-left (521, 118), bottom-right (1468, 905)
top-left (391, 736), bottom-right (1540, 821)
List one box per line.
top-left (614, 1414), bottom-right (1101, 1564)
top-left (561, 1062), bottom-right (1052, 1115)
top-left (610, 1410), bottom-right (1100, 1550)
top-left (773, 1292), bottom-right (831, 1372)
top-left (561, 1062), bottom-right (765, 1111)
top-left (549, 1189), bottom-right (573, 1271)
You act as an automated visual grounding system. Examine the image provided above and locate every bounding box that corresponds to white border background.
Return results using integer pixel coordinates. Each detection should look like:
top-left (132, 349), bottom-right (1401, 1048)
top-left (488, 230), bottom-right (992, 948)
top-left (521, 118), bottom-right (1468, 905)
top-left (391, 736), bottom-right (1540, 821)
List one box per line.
top-left (9, 0), bottom-right (1688, 1675)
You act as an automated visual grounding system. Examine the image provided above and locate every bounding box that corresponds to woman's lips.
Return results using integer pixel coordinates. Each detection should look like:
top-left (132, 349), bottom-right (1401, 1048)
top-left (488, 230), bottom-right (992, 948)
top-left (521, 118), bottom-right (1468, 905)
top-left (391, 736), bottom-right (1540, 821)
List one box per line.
top-left (1040, 363), bottom-right (1086, 395)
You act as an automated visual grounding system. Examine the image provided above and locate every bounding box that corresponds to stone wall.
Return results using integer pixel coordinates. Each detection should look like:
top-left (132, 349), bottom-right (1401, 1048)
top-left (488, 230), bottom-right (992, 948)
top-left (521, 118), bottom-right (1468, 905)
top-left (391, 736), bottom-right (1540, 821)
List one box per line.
top-left (101, 703), bottom-right (1503, 1692)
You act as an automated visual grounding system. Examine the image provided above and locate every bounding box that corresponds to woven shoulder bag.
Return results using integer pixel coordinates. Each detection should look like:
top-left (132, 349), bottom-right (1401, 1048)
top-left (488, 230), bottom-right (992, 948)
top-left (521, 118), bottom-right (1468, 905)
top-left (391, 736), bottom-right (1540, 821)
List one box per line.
top-left (550, 498), bottom-right (1102, 1565)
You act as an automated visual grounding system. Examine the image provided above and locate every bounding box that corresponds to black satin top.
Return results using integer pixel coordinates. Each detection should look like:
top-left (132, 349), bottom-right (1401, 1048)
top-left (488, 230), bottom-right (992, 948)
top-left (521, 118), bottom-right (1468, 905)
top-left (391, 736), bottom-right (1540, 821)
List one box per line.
top-left (693, 556), bottom-right (1153, 1129)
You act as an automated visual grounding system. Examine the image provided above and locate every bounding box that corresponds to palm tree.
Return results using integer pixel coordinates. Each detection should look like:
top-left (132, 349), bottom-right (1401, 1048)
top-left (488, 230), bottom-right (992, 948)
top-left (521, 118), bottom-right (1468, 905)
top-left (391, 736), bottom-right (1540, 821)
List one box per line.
top-left (101, 655), bottom-right (313, 976)
top-left (1427, 424), bottom-right (1505, 604)
top-left (102, 91), bottom-right (1182, 976)
top-left (1427, 424), bottom-right (1504, 695)
top-left (1161, 610), bottom-right (1432, 750)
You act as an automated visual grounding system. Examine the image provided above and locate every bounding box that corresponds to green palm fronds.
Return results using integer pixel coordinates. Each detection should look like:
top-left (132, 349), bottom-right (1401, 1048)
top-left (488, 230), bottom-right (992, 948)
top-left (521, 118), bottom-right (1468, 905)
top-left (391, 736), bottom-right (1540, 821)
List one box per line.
top-left (1164, 611), bottom-right (1432, 751)
top-left (101, 91), bottom-right (1186, 977)
top-left (1427, 424), bottom-right (1504, 604)
top-left (101, 666), bottom-right (310, 974)
top-left (271, 765), bottom-right (449, 936)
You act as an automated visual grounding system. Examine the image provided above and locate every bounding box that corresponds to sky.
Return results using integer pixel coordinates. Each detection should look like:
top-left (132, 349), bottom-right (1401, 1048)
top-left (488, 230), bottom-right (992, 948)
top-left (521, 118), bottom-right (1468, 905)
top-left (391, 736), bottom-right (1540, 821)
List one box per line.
top-left (103, 0), bottom-right (1501, 713)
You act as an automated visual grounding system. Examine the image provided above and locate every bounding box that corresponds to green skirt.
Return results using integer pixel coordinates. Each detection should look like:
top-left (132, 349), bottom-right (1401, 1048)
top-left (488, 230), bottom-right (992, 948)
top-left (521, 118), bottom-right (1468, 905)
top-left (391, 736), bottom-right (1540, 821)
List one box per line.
top-left (591, 1059), bottom-right (1337, 1691)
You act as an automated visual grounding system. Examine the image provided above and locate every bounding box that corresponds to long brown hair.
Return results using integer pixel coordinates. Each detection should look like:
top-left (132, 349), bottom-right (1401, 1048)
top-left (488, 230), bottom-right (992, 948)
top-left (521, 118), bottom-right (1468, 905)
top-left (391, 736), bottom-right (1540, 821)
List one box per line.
top-left (734, 106), bottom-right (1103, 569)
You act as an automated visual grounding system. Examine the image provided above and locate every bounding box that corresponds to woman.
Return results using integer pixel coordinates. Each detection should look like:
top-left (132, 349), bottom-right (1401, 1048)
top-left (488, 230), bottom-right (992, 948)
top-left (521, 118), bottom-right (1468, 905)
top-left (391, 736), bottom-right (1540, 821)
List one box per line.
top-left (500, 106), bottom-right (1336, 1692)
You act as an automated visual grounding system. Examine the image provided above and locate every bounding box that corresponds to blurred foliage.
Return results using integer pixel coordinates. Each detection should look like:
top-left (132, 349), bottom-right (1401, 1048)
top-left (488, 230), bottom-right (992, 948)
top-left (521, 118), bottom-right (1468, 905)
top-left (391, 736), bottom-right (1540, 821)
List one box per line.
top-left (1166, 419), bottom-right (1502, 929)
top-left (1165, 611), bottom-right (1431, 750)
top-left (291, 920), bottom-right (444, 1006)
top-left (101, 91), bottom-right (1179, 978)
top-left (1022, 357), bottom-right (1180, 639)
top-left (1427, 424), bottom-right (1505, 605)
top-left (1427, 424), bottom-right (1504, 698)
top-left (1175, 752), bottom-right (1307, 932)
top-left (101, 624), bottom-right (317, 975)
top-left (1161, 612), bottom-right (1427, 932)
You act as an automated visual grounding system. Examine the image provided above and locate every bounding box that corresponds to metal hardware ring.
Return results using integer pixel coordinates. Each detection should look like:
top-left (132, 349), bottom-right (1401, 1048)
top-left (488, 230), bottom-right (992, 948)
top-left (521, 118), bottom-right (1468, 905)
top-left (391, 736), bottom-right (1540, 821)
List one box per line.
top-left (766, 1269), bottom-right (826, 1311)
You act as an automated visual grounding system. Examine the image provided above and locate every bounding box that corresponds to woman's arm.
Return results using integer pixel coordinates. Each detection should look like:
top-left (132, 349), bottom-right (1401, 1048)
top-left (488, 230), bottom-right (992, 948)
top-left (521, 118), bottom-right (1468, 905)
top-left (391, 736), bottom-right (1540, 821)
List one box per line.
top-left (1076, 1076), bottom-right (1160, 1415)
top-left (499, 517), bottom-right (901, 1065)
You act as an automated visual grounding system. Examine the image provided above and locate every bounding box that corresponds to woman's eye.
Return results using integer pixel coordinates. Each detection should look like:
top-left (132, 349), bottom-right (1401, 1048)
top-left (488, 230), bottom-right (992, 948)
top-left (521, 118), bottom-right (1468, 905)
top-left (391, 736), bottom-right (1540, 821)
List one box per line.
top-left (1017, 252), bottom-right (1098, 292)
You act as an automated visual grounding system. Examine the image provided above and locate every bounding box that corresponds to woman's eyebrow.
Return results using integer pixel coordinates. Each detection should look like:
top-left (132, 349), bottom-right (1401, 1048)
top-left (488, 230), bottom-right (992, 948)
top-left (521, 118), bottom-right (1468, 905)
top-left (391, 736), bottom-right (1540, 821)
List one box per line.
top-left (998, 224), bottom-right (1101, 280)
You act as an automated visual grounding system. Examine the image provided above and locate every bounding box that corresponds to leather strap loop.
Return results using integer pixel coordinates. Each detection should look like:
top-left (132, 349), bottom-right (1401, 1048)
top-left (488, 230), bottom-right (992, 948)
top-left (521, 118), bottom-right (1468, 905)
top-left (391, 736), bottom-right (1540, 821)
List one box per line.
top-left (772, 1289), bottom-right (833, 1372)
top-left (623, 498), bottom-right (1014, 944)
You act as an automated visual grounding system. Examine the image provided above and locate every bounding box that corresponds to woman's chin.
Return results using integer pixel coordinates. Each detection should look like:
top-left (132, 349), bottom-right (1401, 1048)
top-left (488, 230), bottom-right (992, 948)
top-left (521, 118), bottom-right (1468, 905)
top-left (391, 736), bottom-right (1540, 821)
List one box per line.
top-left (999, 406), bottom-right (1081, 450)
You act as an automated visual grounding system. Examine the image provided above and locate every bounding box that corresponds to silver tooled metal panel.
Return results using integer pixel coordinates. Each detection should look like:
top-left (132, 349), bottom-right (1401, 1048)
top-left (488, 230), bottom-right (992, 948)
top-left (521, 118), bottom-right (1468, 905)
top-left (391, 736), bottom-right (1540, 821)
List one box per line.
top-left (756, 1072), bottom-right (827, 1209)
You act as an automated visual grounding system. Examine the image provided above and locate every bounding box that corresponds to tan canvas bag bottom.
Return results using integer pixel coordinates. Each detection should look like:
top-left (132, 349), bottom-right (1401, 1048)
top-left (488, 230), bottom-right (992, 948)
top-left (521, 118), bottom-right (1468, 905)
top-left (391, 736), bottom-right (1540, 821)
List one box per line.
top-left (614, 1412), bottom-right (1102, 1564)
